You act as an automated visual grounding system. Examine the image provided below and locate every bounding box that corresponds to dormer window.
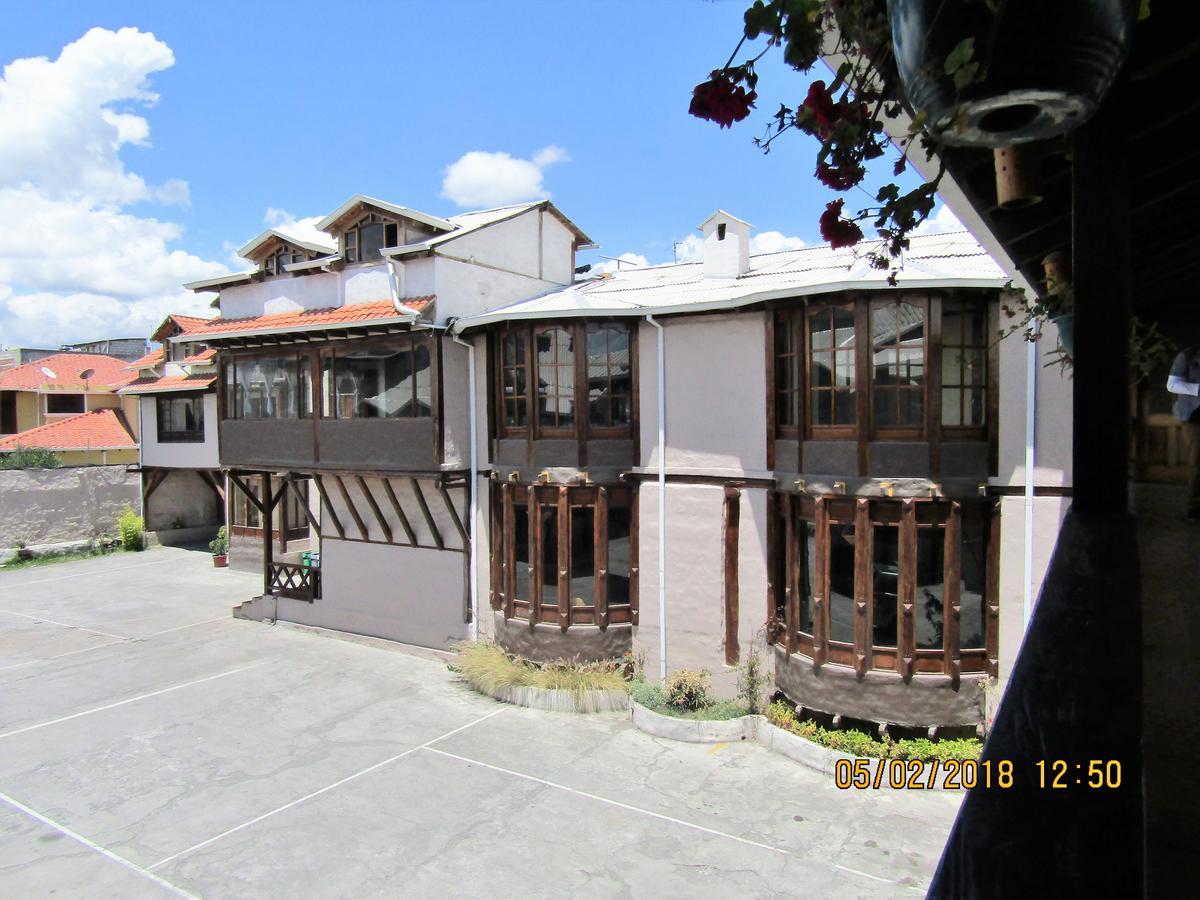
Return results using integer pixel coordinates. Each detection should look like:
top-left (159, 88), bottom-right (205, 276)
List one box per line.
top-left (264, 245), bottom-right (305, 276)
top-left (342, 213), bottom-right (399, 264)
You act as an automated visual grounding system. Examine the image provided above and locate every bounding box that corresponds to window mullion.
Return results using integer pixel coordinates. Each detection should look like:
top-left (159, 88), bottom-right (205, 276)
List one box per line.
top-left (944, 500), bottom-right (962, 688)
top-left (899, 498), bottom-right (917, 682)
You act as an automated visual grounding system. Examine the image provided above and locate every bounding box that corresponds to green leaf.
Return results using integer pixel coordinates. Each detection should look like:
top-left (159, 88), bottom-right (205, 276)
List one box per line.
top-left (944, 37), bottom-right (976, 75)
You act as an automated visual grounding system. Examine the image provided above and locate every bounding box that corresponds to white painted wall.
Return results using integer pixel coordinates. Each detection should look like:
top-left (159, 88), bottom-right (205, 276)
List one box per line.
top-left (638, 313), bottom-right (768, 474)
top-left (138, 393), bottom-right (219, 469)
top-left (996, 317), bottom-right (1074, 487)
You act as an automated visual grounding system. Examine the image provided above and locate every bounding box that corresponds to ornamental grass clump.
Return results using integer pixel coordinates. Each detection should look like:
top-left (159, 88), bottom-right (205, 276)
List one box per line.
top-left (664, 669), bottom-right (715, 711)
top-left (766, 701), bottom-right (982, 762)
top-left (451, 642), bottom-right (627, 705)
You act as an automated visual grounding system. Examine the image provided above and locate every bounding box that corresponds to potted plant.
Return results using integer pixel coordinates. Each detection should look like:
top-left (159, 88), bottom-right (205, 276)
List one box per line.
top-left (209, 526), bottom-right (229, 568)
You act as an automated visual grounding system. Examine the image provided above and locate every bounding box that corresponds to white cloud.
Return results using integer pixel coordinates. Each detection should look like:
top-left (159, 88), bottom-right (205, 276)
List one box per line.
top-left (263, 207), bottom-right (331, 250)
top-left (913, 204), bottom-right (965, 235)
top-left (668, 229), bottom-right (806, 264)
top-left (593, 252), bottom-right (649, 275)
top-left (0, 28), bottom-right (226, 348)
top-left (441, 145), bottom-right (569, 208)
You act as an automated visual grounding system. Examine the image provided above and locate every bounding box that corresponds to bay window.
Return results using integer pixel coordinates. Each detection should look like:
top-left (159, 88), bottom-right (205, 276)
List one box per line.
top-left (321, 337), bottom-right (431, 419)
top-left (223, 354), bottom-right (311, 420)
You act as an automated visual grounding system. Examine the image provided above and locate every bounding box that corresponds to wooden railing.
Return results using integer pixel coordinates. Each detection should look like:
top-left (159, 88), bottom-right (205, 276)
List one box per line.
top-left (268, 562), bottom-right (320, 602)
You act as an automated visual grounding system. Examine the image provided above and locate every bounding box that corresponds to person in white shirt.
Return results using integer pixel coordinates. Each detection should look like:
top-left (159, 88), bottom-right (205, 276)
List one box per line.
top-left (1167, 345), bottom-right (1200, 523)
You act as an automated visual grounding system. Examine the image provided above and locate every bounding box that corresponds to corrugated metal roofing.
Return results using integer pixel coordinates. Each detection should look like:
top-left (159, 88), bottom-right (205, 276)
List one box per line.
top-left (452, 230), bottom-right (1008, 331)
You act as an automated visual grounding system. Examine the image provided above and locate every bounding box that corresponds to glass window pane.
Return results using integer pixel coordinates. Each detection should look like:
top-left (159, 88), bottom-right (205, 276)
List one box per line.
top-left (967, 387), bottom-right (986, 426)
top-left (900, 387), bottom-right (923, 425)
top-left (607, 505), bottom-right (631, 606)
top-left (810, 313), bottom-right (833, 351)
top-left (571, 507), bottom-right (594, 607)
top-left (943, 348), bottom-right (964, 386)
top-left (359, 223), bottom-right (385, 262)
top-left (236, 356), bottom-right (298, 419)
top-left (943, 305), bottom-right (963, 346)
top-left (828, 522), bottom-right (856, 644)
top-left (813, 390), bottom-right (832, 425)
top-left (872, 526), bottom-right (899, 648)
top-left (916, 527), bottom-right (945, 650)
top-left (942, 388), bottom-right (962, 426)
top-left (961, 515), bottom-right (988, 649)
top-left (298, 358), bottom-right (311, 419)
top-left (513, 504), bottom-right (529, 602)
top-left (540, 505), bottom-right (558, 601)
top-left (834, 389), bottom-right (856, 425)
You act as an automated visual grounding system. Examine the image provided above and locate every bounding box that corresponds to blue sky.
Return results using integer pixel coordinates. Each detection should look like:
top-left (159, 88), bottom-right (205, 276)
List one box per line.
top-left (0, 0), bottom-right (940, 347)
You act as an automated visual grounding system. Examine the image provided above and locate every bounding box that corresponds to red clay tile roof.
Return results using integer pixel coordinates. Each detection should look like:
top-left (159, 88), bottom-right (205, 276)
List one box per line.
top-left (0, 410), bottom-right (137, 451)
top-left (126, 348), bottom-right (165, 370)
top-left (151, 313), bottom-right (216, 342)
top-left (190, 297), bottom-right (433, 339)
top-left (118, 374), bottom-right (217, 395)
top-left (0, 353), bottom-right (135, 391)
top-left (179, 348), bottom-right (217, 365)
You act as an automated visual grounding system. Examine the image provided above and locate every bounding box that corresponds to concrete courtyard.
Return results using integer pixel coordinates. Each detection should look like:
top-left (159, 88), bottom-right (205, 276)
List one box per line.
top-left (0, 547), bottom-right (963, 898)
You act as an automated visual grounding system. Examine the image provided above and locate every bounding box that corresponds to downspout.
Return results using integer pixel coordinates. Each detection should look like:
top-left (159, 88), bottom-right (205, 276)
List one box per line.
top-left (1023, 324), bottom-right (1040, 629)
top-left (385, 258), bottom-right (406, 312)
top-left (645, 315), bottom-right (667, 681)
top-left (450, 327), bottom-right (479, 641)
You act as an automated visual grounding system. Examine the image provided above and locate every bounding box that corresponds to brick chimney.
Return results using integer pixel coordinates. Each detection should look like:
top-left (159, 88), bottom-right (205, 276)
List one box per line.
top-left (699, 210), bottom-right (751, 278)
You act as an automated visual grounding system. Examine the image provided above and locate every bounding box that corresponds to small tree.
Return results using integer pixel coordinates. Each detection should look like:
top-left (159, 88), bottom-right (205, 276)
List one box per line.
top-left (117, 506), bottom-right (145, 552)
top-left (0, 445), bottom-right (63, 470)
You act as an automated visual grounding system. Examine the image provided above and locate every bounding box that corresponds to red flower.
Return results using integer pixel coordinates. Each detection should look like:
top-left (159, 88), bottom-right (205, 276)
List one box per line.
top-left (819, 199), bottom-right (864, 249)
top-left (689, 71), bottom-right (757, 129)
top-left (802, 80), bottom-right (838, 130)
top-left (816, 160), bottom-right (865, 190)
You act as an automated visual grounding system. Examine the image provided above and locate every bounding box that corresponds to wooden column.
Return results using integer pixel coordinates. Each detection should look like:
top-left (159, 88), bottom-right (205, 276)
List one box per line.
top-left (722, 486), bottom-right (741, 666)
top-left (262, 472), bottom-right (273, 596)
top-left (986, 499), bottom-right (1001, 679)
top-left (595, 486), bottom-right (609, 631)
top-left (527, 484), bottom-right (539, 627)
top-left (852, 497), bottom-right (873, 679)
top-left (812, 497), bottom-right (827, 671)
top-left (944, 501), bottom-right (962, 689)
top-left (783, 493), bottom-right (798, 654)
top-left (490, 483), bottom-right (503, 611)
top-left (629, 486), bottom-right (640, 626)
top-left (898, 498), bottom-right (917, 682)
top-left (501, 482), bottom-right (514, 617)
top-left (557, 485), bottom-right (570, 631)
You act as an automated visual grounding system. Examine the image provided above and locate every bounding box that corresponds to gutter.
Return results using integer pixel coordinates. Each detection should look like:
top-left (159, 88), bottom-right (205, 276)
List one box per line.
top-left (449, 325), bottom-right (480, 641)
top-left (645, 315), bottom-right (668, 681)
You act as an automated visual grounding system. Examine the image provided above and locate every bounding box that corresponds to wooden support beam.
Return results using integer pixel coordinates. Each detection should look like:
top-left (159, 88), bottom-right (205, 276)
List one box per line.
top-left (381, 477), bottom-right (418, 547)
top-left (312, 474), bottom-right (344, 540)
top-left (410, 478), bottom-right (444, 550)
top-left (333, 475), bottom-right (368, 540)
top-left (557, 485), bottom-right (569, 631)
top-left (143, 469), bottom-right (168, 502)
top-left (812, 497), bottom-right (827, 671)
top-left (986, 500), bottom-right (1001, 680)
top-left (784, 493), bottom-right (798, 655)
top-left (286, 476), bottom-right (319, 533)
top-left (355, 476), bottom-right (392, 544)
top-left (527, 484), bottom-right (540, 628)
top-left (723, 486), bottom-right (741, 666)
top-left (436, 481), bottom-right (468, 544)
top-left (228, 473), bottom-right (265, 514)
top-left (499, 482), bottom-right (513, 615)
top-left (262, 472), bottom-right (273, 597)
top-left (197, 469), bottom-right (226, 506)
top-left (629, 487), bottom-right (640, 626)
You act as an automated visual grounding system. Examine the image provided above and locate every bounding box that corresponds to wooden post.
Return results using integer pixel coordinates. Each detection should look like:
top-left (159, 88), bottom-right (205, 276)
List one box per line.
top-left (986, 499), bottom-right (1001, 679)
top-left (944, 501), bottom-right (962, 689)
top-left (629, 486), bottom-right (640, 626)
top-left (262, 472), bottom-right (273, 596)
top-left (783, 493), bottom-right (798, 654)
top-left (557, 485), bottom-right (569, 631)
top-left (722, 486), bottom-right (741, 666)
top-left (853, 497), bottom-right (873, 679)
top-left (899, 498), bottom-right (917, 682)
top-left (502, 482), bottom-right (514, 617)
top-left (812, 496), bottom-right (827, 671)
top-left (527, 484), bottom-right (539, 628)
top-left (595, 486), bottom-right (609, 630)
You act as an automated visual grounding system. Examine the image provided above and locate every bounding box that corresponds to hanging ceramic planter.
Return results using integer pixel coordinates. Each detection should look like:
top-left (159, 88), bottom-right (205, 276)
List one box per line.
top-left (887, 0), bottom-right (1135, 146)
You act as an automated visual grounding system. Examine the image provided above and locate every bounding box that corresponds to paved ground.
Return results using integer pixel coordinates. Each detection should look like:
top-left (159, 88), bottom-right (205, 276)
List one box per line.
top-left (0, 547), bottom-right (963, 898)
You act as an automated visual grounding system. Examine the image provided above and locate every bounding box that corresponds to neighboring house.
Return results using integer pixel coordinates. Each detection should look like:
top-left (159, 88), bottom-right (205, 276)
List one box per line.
top-left (0, 353), bottom-right (138, 441)
top-left (0, 408), bottom-right (138, 465)
top-left (118, 315), bottom-right (225, 539)
top-left (61, 337), bottom-right (153, 361)
top-left (183, 195), bottom-right (590, 648)
top-left (192, 198), bottom-right (1069, 734)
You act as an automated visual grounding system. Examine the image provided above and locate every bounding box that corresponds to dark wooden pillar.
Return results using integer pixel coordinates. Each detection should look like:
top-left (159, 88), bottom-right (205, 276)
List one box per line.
top-left (262, 472), bottom-right (273, 596)
top-left (722, 486), bottom-right (741, 666)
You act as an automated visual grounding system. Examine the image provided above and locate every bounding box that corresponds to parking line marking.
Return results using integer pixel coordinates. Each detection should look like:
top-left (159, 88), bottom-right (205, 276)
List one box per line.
top-left (0, 789), bottom-right (200, 899)
top-left (0, 556), bottom-right (180, 587)
top-left (423, 747), bottom-right (790, 857)
top-left (138, 617), bottom-right (230, 639)
top-left (0, 608), bottom-right (130, 640)
top-left (0, 662), bottom-right (263, 741)
top-left (0, 639), bottom-right (128, 673)
top-left (147, 706), bottom-right (508, 871)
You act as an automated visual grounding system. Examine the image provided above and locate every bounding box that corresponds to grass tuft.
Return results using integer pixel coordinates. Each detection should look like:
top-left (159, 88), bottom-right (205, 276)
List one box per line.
top-left (451, 642), bottom-right (628, 703)
top-left (629, 676), bottom-right (749, 721)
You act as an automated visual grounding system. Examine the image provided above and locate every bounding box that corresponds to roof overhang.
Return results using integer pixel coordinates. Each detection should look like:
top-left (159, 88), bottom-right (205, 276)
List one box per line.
top-left (174, 313), bottom-right (420, 346)
top-left (184, 270), bottom-right (257, 292)
top-left (237, 228), bottom-right (336, 260)
top-left (317, 195), bottom-right (455, 235)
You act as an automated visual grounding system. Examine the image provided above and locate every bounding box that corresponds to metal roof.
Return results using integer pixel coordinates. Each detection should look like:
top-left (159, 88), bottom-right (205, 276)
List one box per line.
top-left (451, 230), bottom-right (1009, 332)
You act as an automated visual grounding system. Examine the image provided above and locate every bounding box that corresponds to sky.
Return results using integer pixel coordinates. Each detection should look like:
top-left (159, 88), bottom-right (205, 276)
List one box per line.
top-left (0, 0), bottom-right (958, 348)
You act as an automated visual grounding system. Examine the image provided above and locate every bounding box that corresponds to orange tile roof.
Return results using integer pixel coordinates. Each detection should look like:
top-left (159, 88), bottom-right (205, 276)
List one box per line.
top-left (190, 297), bottom-right (433, 340)
top-left (0, 353), bottom-right (135, 391)
top-left (126, 348), bottom-right (165, 370)
top-left (151, 313), bottom-right (216, 342)
top-left (0, 410), bottom-right (137, 451)
top-left (179, 347), bottom-right (217, 365)
top-left (118, 374), bottom-right (217, 395)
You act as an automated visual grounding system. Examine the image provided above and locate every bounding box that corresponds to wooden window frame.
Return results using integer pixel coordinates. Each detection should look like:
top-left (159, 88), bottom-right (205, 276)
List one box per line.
top-left (869, 295), bottom-right (928, 440)
top-left (494, 319), bottom-right (637, 442)
top-left (319, 334), bottom-right (433, 421)
top-left (341, 213), bottom-right (401, 266)
top-left (940, 295), bottom-right (990, 440)
top-left (156, 392), bottom-right (205, 443)
top-left (774, 308), bottom-right (802, 437)
top-left (492, 483), bottom-right (637, 630)
top-left (534, 325), bottom-right (576, 435)
top-left (584, 322), bottom-right (635, 436)
top-left (805, 301), bottom-right (858, 439)
top-left (221, 350), bottom-right (315, 421)
top-left (769, 494), bottom-right (996, 681)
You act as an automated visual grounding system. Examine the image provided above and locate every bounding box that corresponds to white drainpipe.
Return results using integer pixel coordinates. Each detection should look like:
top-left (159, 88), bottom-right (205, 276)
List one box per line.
top-left (645, 315), bottom-right (667, 681)
top-left (1022, 326), bottom-right (1040, 629)
top-left (385, 258), bottom-right (406, 312)
top-left (450, 328), bottom-right (479, 641)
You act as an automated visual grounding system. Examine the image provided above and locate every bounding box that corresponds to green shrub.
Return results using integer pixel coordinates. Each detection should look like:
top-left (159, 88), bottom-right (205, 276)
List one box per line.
top-left (209, 526), bottom-right (229, 556)
top-left (764, 700), bottom-right (981, 762)
top-left (0, 446), bottom-right (62, 469)
top-left (664, 668), bottom-right (714, 711)
top-left (117, 506), bottom-right (144, 551)
top-left (736, 633), bottom-right (769, 714)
